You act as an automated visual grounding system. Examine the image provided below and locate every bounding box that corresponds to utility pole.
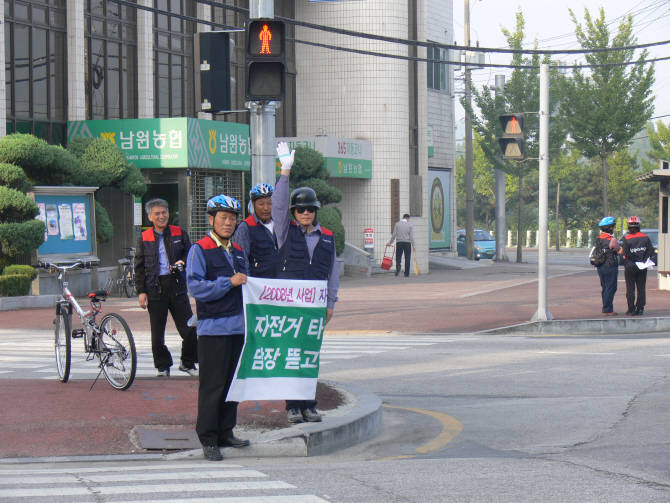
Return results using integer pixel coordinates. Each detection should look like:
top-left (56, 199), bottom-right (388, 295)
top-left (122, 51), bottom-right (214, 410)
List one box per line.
top-left (248, 0), bottom-right (277, 187)
top-left (464, 0), bottom-right (475, 260)
top-left (494, 75), bottom-right (508, 262)
top-left (532, 63), bottom-right (552, 322)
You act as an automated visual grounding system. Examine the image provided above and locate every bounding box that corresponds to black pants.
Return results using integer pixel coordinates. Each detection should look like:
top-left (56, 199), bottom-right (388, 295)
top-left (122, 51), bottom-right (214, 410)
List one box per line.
top-left (196, 334), bottom-right (244, 447)
top-left (285, 399), bottom-right (317, 411)
top-left (147, 275), bottom-right (198, 371)
top-left (396, 242), bottom-right (412, 276)
top-left (597, 263), bottom-right (618, 313)
top-left (624, 267), bottom-right (648, 311)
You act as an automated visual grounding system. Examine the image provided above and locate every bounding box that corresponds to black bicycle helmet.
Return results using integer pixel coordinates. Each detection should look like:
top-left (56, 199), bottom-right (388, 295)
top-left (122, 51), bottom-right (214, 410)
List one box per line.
top-left (289, 187), bottom-right (320, 210)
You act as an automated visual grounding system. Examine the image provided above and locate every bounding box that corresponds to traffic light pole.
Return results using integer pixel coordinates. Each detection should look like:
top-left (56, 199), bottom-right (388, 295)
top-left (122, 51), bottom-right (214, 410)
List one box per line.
top-left (464, 0), bottom-right (475, 261)
top-left (248, 0), bottom-right (277, 187)
top-left (532, 63), bottom-right (552, 322)
top-left (494, 75), bottom-right (508, 262)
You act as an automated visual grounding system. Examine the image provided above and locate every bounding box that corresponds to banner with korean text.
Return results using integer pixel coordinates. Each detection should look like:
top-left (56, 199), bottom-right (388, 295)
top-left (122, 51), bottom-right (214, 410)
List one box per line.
top-left (226, 277), bottom-right (328, 402)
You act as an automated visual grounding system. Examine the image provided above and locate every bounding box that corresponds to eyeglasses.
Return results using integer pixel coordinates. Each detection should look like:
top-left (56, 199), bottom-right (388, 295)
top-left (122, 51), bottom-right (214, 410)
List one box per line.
top-left (295, 207), bottom-right (316, 214)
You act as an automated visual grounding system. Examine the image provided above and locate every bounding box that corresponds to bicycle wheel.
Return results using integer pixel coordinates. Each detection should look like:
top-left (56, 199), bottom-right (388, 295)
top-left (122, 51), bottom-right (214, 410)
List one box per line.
top-left (54, 306), bottom-right (71, 383)
top-left (123, 265), bottom-right (134, 298)
top-left (98, 313), bottom-right (136, 390)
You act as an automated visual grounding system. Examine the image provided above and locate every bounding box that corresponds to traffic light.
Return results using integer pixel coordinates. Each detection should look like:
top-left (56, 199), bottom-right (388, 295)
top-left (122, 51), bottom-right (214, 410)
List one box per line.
top-left (245, 19), bottom-right (286, 101)
top-left (498, 113), bottom-right (525, 160)
top-left (194, 32), bottom-right (232, 113)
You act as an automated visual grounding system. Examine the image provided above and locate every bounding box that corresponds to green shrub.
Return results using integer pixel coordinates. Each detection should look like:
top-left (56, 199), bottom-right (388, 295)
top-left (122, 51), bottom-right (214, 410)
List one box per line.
top-left (296, 178), bottom-right (343, 206)
top-left (66, 137), bottom-right (95, 160)
top-left (0, 164), bottom-right (28, 191)
top-left (95, 200), bottom-right (114, 244)
top-left (80, 138), bottom-right (129, 187)
top-left (0, 274), bottom-right (31, 296)
top-left (317, 207), bottom-right (345, 256)
top-left (0, 220), bottom-right (46, 255)
top-left (116, 162), bottom-right (147, 197)
top-left (2, 264), bottom-right (38, 281)
top-left (0, 185), bottom-right (39, 221)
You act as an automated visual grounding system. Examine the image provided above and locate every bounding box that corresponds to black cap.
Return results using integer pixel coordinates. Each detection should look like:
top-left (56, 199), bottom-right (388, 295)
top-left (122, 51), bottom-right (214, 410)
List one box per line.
top-left (289, 187), bottom-right (320, 209)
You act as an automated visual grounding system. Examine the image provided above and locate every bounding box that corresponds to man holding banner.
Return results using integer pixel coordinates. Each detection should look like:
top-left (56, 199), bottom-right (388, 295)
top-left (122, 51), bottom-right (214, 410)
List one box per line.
top-left (273, 142), bottom-right (340, 423)
top-left (186, 194), bottom-right (250, 462)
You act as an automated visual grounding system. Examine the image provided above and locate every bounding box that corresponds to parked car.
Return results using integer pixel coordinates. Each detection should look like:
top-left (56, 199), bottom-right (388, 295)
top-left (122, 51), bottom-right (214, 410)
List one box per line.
top-left (457, 229), bottom-right (496, 260)
top-left (617, 228), bottom-right (658, 266)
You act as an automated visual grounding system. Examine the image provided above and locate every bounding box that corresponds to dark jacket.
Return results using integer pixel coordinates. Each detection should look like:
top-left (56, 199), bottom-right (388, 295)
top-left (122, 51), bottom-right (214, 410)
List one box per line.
top-left (596, 232), bottom-right (618, 268)
top-left (277, 222), bottom-right (335, 281)
top-left (235, 215), bottom-right (278, 278)
top-left (622, 232), bottom-right (653, 269)
top-left (193, 235), bottom-right (247, 320)
top-left (135, 225), bottom-right (191, 298)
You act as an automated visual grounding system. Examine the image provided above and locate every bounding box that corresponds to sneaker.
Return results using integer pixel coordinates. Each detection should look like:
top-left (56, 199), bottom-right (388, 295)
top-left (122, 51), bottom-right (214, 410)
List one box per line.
top-left (602, 312), bottom-right (618, 316)
top-left (156, 369), bottom-right (170, 377)
top-left (636, 307), bottom-right (644, 316)
top-left (626, 309), bottom-right (636, 316)
top-left (302, 407), bottom-right (322, 422)
top-left (179, 363), bottom-right (198, 377)
top-left (287, 408), bottom-right (304, 423)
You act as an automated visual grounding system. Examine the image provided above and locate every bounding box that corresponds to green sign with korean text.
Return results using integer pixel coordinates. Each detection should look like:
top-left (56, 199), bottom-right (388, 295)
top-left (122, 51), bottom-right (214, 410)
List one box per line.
top-left (227, 277), bottom-right (327, 402)
top-left (276, 136), bottom-right (372, 179)
top-left (67, 118), bottom-right (250, 170)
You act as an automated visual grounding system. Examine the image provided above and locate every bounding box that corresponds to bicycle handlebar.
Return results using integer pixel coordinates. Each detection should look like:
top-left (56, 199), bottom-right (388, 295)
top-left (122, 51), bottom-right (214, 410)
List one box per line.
top-left (35, 260), bottom-right (100, 270)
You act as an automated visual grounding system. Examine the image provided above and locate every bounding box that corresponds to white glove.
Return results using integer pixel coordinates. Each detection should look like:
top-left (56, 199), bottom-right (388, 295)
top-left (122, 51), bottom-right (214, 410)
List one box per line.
top-left (276, 142), bottom-right (295, 171)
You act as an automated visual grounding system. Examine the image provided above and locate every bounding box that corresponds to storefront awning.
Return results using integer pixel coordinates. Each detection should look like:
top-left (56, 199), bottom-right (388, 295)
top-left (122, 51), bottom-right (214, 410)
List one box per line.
top-left (68, 118), bottom-right (250, 171)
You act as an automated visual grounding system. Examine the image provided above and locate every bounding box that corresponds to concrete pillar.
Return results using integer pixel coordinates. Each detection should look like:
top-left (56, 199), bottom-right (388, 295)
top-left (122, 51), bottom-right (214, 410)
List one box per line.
top-left (507, 230), bottom-right (512, 247)
top-left (526, 230), bottom-right (531, 248)
top-left (588, 229), bottom-right (593, 248)
top-left (577, 230), bottom-right (582, 247)
top-left (137, 0), bottom-right (154, 118)
top-left (67, 0), bottom-right (86, 120)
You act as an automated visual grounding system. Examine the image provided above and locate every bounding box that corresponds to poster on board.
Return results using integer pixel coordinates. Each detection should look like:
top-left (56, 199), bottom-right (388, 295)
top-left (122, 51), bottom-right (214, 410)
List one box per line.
top-left (72, 203), bottom-right (88, 241)
top-left (46, 204), bottom-right (59, 236)
top-left (37, 203), bottom-right (47, 241)
top-left (58, 204), bottom-right (74, 240)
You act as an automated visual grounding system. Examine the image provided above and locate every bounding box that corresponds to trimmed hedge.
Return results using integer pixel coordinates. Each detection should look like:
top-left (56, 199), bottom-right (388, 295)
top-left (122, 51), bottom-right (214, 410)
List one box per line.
top-left (0, 185), bottom-right (40, 221)
top-left (95, 200), bottom-right (114, 244)
top-left (0, 274), bottom-right (31, 296)
top-left (2, 264), bottom-right (38, 281)
top-left (117, 162), bottom-right (147, 197)
top-left (0, 220), bottom-right (46, 256)
top-left (0, 164), bottom-right (28, 191)
top-left (80, 138), bottom-right (129, 187)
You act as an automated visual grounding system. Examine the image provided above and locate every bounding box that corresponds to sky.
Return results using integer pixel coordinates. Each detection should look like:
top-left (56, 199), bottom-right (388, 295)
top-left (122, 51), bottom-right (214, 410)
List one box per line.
top-left (452, 0), bottom-right (670, 127)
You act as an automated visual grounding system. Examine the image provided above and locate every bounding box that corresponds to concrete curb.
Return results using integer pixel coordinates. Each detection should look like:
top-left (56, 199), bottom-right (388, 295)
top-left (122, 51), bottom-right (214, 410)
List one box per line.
top-left (477, 316), bottom-right (670, 335)
top-left (0, 295), bottom-right (58, 311)
top-left (167, 380), bottom-right (383, 460)
top-left (0, 381), bottom-right (382, 464)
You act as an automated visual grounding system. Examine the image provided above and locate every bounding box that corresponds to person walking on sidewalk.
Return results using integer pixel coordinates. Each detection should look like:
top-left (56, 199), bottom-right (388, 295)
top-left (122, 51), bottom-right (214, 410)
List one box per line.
top-left (621, 216), bottom-right (654, 316)
top-left (234, 183), bottom-right (278, 278)
top-left (387, 214), bottom-right (416, 277)
top-left (186, 194), bottom-right (250, 462)
top-left (135, 198), bottom-right (198, 377)
top-left (595, 216), bottom-right (621, 316)
top-left (274, 142), bottom-right (339, 424)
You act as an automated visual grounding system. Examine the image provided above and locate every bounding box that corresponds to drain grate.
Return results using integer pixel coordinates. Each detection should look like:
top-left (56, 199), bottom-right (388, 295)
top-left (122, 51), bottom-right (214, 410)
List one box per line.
top-left (136, 426), bottom-right (200, 450)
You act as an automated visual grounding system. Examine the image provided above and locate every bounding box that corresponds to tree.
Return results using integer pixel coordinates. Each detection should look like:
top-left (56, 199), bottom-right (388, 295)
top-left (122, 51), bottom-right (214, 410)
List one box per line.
top-left (549, 148), bottom-right (580, 250)
top-left (559, 7), bottom-right (655, 215)
top-left (288, 147), bottom-right (345, 255)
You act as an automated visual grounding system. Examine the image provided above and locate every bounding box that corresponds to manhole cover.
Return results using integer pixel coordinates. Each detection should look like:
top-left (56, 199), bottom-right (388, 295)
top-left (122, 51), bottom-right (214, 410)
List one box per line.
top-left (136, 427), bottom-right (200, 450)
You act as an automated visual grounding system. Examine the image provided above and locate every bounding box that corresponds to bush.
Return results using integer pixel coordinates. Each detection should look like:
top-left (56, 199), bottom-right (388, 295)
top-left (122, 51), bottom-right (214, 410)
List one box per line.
top-left (296, 178), bottom-right (343, 206)
top-left (66, 137), bottom-right (95, 160)
top-left (318, 207), bottom-right (345, 256)
top-left (0, 185), bottom-right (39, 221)
top-left (2, 264), bottom-right (38, 281)
top-left (0, 164), bottom-right (28, 191)
top-left (95, 200), bottom-right (114, 244)
top-left (116, 163), bottom-right (147, 197)
top-left (0, 274), bottom-right (31, 296)
top-left (80, 138), bottom-right (129, 187)
top-left (0, 220), bottom-right (46, 256)
top-left (291, 147), bottom-right (330, 181)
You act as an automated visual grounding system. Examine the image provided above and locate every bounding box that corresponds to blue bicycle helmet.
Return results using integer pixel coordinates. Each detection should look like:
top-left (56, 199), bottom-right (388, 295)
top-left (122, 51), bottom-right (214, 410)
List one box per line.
top-left (598, 216), bottom-right (616, 228)
top-left (249, 183), bottom-right (274, 201)
top-left (207, 194), bottom-right (241, 215)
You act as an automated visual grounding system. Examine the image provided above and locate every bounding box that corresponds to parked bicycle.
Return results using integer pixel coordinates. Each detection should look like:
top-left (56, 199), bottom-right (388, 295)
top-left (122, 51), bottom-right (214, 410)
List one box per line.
top-left (117, 247), bottom-right (136, 298)
top-left (37, 260), bottom-right (137, 390)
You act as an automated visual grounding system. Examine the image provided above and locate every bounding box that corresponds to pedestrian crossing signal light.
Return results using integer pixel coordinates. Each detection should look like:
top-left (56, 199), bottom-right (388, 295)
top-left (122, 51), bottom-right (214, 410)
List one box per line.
top-left (498, 113), bottom-right (525, 160)
top-left (246, 19), bottom-right (286, 100)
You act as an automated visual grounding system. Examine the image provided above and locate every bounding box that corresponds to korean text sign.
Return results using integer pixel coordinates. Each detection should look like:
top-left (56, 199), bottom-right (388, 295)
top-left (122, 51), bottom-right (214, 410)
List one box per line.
top-left (226, 277), bottom-right (327, 402)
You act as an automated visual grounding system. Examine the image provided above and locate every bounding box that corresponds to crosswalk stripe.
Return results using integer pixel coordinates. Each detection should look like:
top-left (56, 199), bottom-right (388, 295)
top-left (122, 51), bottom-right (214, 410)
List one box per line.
top-left (4, 470), bottom-right (267, 485)
top-left (0, 463), bottom-right (242, 475)
top-left (114, 497), bottom-right (329, 503)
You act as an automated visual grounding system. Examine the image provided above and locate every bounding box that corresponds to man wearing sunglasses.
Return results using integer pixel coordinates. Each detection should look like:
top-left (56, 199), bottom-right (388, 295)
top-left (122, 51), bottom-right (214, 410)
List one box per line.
top-left (274, 142), bottom-right (339, 424)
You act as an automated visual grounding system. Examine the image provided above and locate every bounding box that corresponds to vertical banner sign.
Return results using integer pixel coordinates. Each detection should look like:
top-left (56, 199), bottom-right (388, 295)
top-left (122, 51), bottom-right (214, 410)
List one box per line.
top-left (428, 168), bottom-right (451, 249)
top-left (391, 179), bottom-right (400, 233)
top-left (226, 277), bottom-right (328, 402)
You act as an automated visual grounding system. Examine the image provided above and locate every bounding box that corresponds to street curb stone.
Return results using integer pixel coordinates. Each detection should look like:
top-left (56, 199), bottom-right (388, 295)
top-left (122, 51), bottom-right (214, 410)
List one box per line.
top-left (0, 295), bottom-right (58, 311)
top-left (477, 316), bottom-right (670, 335)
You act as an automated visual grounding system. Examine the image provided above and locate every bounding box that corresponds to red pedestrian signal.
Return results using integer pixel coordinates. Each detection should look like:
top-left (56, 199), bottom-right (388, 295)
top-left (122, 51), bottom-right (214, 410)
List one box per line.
top-left (247, 20), bottom-right (284, 58)
top-left (246, 19), bottom-right (286, 100)
top-left (498, 114), bottom-right (525, 160)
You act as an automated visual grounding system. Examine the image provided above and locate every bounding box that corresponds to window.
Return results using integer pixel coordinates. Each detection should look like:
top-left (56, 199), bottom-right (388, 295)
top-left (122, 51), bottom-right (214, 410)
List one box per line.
top-left (427, 45), bottom-right (448, 92)
top-left (5, 0), bottom-right (67, 144)
top-left (153, 0), bottom-right (195, 118)
top-left (85, 0), bottom-right (138, 120)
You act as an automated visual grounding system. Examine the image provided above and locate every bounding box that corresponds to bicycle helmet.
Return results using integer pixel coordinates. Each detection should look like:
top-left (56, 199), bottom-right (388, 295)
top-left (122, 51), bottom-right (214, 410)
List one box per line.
top-left (627, 216), bottom-right (641, 226)
top-left (289, 187), bottom-right (320, 210)
top-left (598, 216), bottom-right (616, 228)
top-left (207, 194), bottom-right (241, 215)
top-left (249, 183), bottom-right (274, 201)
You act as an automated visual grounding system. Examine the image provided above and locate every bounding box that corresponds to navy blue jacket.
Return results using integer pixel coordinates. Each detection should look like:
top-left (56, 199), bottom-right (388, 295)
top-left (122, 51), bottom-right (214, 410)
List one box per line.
top-left (277, 222), bottom-right (335, 281)
top-left (236, 215), bottom-right (278, 278)
top-left (622, 232), bottom-right (653, 269)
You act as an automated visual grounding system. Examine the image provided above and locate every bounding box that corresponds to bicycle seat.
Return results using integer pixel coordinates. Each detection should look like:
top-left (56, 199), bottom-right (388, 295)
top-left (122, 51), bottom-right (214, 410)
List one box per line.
top-left (88, 289), bottom-right (109, 299)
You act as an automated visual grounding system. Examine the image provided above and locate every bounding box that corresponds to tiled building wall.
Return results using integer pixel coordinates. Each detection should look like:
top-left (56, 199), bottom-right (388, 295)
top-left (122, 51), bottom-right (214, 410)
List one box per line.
top-left (294, 0), bottom-right (433, 271)
top-left (426, 0), bottom-right (456, 251)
